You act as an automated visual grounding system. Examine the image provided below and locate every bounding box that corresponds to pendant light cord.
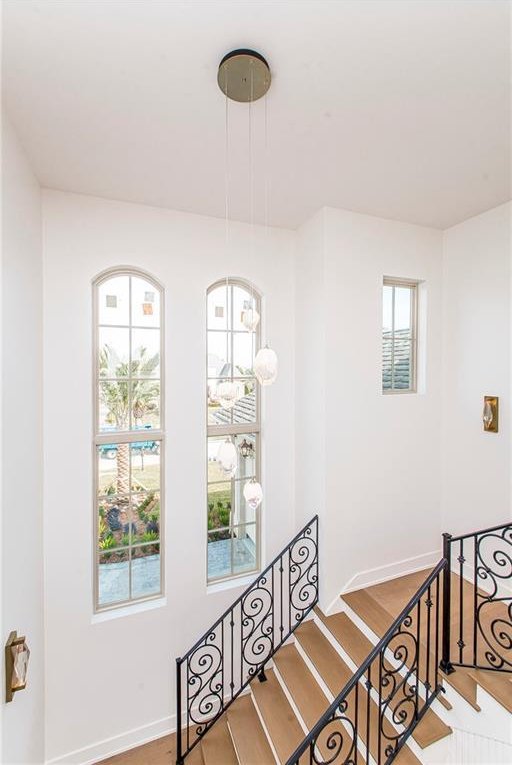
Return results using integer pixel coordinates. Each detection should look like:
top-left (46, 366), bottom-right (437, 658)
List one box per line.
top-left (224, 66), bottom-right (230, 254)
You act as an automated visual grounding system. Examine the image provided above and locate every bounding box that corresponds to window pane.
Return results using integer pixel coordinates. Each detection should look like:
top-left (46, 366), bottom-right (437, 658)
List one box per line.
top-left (131, 329), bottom-right (160, 378)
top-left (132, 544), bottom-right (161, 599)
top-left (98, 549), bottom-right (129, 607)
top-left (394, 286), bottom-right (412, 332)
top-left (233, 481), bottom-right (257, 526)
top-left (208, 533), bottom-right (231, 580)
top-left (233, 524), bottom-right (257, 575)
top-left (98, 446), bottom-right (126, 496)
top-left (383, 285), bottom-right (393, 332)
top-left (131, 380), bottom-right (160, 429)
top-left (207, 437), bottom-right (226, 481)
top-left (234, 433), bottom-right (257, 478)
top-left (99, 380), bottom-right (130, 432)
top-left (131, 276), bottom-right (160, 328)
top-left (392, 336), bottom-right (412, 389)
top-left (382, 342), bottom-right (392, 391)
top-left (232, 380), bottom-right (257, 425)
top-left (207, 331), bottom-right (231, 377)
top-left (208, 481), bottom-right (231, 525)
top-left (98, 495), bottom-right (130, 550)
top-left (99, 327), bottom-right (130, 378)
top-left (207, 285), bottom-right (229, 331)
top-left (233, 285), bottom-right (254, 331)
top-left (98, 275), bottom-right (130, 326)
top-left (133, 491), bottom-right (160, 540)
top-left (131, 447), bottom-right (160, 492)
top-left (208, 381), bottom-right (231, 426)
top-left (233, 332), bottom-right (254, 375)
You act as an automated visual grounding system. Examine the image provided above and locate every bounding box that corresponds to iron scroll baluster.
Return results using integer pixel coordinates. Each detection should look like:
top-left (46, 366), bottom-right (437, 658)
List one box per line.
top-left (175, 515), bottom-right (319, 764)
top-left (285, 561), bottom-right (447, 765)
top-left (442, 521), bottom-right (511, 674)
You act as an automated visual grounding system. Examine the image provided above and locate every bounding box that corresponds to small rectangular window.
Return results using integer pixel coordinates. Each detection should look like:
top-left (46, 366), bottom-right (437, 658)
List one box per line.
top-left (382, 278), bottom-right (418, 393)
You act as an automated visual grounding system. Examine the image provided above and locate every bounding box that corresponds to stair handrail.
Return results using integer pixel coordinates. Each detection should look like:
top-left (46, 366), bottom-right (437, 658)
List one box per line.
top-left (176, 514), bottom-right (319, 764)
top-left (441, 519), bottom-right (511, 675)
top-left (286, 558), bottom-right (447, 765)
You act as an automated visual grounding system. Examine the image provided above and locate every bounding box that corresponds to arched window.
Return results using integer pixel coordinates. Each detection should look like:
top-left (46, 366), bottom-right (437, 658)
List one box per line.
top-left (93, 269), bottom-right (164, 610)
top-left (207, 278), bottom-right (260, 582)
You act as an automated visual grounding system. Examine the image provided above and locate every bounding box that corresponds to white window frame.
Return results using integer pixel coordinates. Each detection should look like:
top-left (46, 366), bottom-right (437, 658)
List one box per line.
top-left (93, 266), bottom-right (165, 612)
top-left (206, 277), bottom-right (261, 584)
top-left (382, 277), bottom-right (418, 394)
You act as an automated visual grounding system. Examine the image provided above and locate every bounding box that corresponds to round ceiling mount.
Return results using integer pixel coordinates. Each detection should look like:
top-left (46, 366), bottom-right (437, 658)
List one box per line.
top-left (218, 49), bottom-right (271, 103)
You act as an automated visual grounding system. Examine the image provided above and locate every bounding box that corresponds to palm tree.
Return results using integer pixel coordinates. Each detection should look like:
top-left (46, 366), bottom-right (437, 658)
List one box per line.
top-left (99, 345), bottom-right (159, 494)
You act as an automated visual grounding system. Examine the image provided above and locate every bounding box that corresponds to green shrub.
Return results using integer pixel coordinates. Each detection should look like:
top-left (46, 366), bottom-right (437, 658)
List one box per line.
top-left (140, 530), bottom-right (159, 543)
top-left (99, 534), bottom-right (117, 551)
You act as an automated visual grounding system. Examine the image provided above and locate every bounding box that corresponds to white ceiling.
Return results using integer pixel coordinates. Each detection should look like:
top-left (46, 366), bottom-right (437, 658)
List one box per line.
top-left (3, 0), bottom-right (510, 230)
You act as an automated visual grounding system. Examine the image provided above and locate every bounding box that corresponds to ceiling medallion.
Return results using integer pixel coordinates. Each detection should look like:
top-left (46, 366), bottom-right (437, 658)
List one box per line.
top-left (217, 49), bottom-right (271, 103)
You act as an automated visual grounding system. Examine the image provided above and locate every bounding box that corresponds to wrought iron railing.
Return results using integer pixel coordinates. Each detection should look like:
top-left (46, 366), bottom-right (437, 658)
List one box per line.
top-left (175, 515), bottom-right (319, 764)
top-left (441, 521), bottom-right (512, 674)
top-left (286, 560), bottom-right (446, 765)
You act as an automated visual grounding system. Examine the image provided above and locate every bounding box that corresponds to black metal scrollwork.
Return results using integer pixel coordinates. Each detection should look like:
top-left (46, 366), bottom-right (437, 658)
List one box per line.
top-left (186, 630), bottom-right (223, 736)
top-left (290, 525), bottom-right (319, 623)
top-left (176, 516), bottom-right (319, 764)
top-left (241, 575), bottom-right (273, 675)
top-left (286, 563), bottom-right (445, 765)
top-left (475, 525), bottom-right (512, 671)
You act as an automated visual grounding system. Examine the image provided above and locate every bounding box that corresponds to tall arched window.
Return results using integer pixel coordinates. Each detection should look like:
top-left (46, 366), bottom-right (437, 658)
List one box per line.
top-left (207, 278), bottom-right (260, 583)
top-left (94, 269), bottom-right (164, 610)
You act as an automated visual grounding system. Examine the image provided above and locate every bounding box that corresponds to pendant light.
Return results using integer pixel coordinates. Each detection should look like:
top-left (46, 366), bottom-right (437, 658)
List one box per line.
top-left (216, 439), bottom-right (237, 477)
top-left (218, 50), bottom-right (277, 389)
top-left (218, 51), bottom-right (274, 514)
top-left (242, 306), bottom-right (260, 331)
top-left (243, 478), bottom-right (263, 510)
top-left (216, 380), bottom-right (239, 409)
top-left (254, 345), bottom-right (278, 386)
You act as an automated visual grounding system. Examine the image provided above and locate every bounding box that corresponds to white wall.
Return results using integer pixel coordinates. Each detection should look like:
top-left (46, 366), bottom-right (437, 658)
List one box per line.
top-left (442, 202), bottom-right (511, 535)
top-left (42, 190), bottom-right (296, 763)
top-left (295, 210), bottom-right (325, 532)
top-left (297, 208), bottom-right (444, 610)
top-left (1, 114), bottom-right (44, 763)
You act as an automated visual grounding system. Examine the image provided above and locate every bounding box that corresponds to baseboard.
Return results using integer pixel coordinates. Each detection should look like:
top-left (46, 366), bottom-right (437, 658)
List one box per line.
top-left (45, 714), bottom-right (175, 765)
top-left (324, 548), bottom-right (441, 615)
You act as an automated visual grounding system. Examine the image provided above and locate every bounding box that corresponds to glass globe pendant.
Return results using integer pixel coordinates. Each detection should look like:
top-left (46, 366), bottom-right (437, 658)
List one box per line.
top-left (216, 439), bottom-right (237, 477)
top-left (216, 380), bottom-right (239, 409)
top-left (254, 345), bottom-right (278, 386)
top-left (242, 306), bottom-right (260, 331)
top-left (243, 478), bottom-right (263, 510)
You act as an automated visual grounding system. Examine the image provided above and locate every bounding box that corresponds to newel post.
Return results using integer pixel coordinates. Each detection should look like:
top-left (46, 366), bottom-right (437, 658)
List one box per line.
top-left (440, 533), bottom-right (455, 675)
top-left (176, 657), bottom-right (184, 764)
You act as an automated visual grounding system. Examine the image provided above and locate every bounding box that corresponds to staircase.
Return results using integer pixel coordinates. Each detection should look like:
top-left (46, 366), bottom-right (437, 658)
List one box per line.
top-left (176, 521), bottom-right (512, 765)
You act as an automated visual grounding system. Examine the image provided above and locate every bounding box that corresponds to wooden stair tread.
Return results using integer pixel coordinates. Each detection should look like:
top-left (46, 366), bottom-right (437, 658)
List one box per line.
top-left (251, 669), bottom-right (305, 764)
top-left (227, 694), bottom-right (275, 765)
top-left (342, 589), bottom-right (394, 635)
top-left (200, 718), bottom-right (238, 765)
top-left (296, 619), bottom-right (353, 694)
top-left (274, 643), bottom-right (365, 765)
top-left (273, 643), bottom-right (330, 728)
top-left (341, 591), bottom-right (452, 711)
top-left (298, 620), bottom-right (421, 765)
top-left (468, 668), bottom-right (512, 713)
top-left (317, 611), bottom-right (451, 750)
top-left (349, 574), bottom-right (480, 710)
top-left (188, 744), bottom-right (206, 765)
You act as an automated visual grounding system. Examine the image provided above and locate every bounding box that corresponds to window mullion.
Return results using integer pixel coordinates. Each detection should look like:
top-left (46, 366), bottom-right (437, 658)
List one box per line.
top-left (391, 285), bottom-right (395, 390)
